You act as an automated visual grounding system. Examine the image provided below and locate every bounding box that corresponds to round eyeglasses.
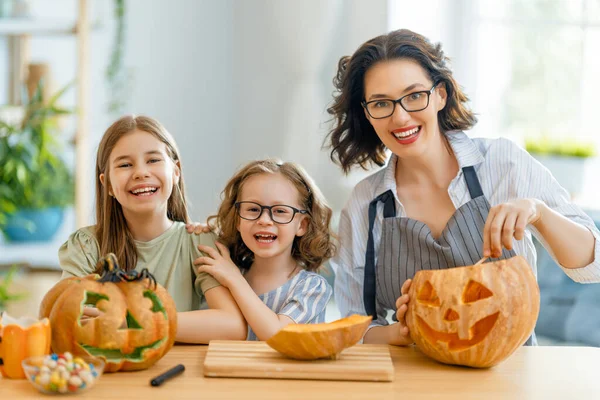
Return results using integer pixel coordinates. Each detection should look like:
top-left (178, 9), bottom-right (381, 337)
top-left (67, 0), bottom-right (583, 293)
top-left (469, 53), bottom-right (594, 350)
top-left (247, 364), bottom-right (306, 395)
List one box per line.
top-left (362, 82), bottom-right (439, 119)
top-left (234, 201), bottom-right (308, 224)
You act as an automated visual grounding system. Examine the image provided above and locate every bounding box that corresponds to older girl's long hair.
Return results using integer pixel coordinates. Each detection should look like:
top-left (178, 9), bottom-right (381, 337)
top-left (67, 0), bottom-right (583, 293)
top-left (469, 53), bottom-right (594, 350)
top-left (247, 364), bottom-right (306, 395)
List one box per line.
top-left (94, 115), bottom-right (190, 271)
top-left (326, 28), bottom-right (477, 174)
top-left (208, 159), bottom-right (336, 272)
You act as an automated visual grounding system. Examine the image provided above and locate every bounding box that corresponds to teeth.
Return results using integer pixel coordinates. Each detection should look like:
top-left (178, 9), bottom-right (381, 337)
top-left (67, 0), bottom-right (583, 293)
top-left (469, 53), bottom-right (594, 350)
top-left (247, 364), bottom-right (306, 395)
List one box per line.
top-left (393, 127), bottom-right (420, 138)
top-left (132, 187), bottom-right (157, 194)
top-left (255, 233), bottom-right (276, 242)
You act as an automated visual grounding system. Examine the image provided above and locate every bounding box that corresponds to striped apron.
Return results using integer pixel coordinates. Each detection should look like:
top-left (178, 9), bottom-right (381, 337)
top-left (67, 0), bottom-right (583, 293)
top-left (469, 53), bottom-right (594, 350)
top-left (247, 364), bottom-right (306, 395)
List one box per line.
top-left (363, 166), bottom-right (535, 345)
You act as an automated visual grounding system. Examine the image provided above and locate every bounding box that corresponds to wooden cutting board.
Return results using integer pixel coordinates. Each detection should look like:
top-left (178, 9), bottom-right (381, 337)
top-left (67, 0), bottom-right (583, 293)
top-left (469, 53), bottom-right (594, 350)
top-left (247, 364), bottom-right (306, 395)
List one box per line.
top-left (203, 340), bottom-right (394, 382)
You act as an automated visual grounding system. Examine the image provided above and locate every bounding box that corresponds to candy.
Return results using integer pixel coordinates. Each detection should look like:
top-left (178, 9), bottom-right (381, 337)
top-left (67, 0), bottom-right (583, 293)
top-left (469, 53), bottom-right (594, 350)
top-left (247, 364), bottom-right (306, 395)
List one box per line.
top-left (68, 376), bottom-right (83, 387)
top-left (29, 353), bottom-right (99, 394)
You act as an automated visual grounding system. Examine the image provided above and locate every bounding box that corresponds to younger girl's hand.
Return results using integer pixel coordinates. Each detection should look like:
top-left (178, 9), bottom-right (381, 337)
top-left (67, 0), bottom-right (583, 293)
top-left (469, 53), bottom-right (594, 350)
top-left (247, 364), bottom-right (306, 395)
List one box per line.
top-left (393, 279), bottom-right (413, 346)
top-left (186, 222), bottom-right (212, 235)
top-left (194, 242), bottom-right (244, 288)
top-left (483, 198), bottom-right (544, 258)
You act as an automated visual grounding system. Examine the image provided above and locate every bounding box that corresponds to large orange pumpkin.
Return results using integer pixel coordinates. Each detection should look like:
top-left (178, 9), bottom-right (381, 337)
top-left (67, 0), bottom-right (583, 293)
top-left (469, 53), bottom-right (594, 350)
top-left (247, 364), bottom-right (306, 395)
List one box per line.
top-left (39, 254), bottom-right (177, 372)
top-left (405, 256), bottom-right (539, 368)
top-left (266, 314), bottom-right (372, 360)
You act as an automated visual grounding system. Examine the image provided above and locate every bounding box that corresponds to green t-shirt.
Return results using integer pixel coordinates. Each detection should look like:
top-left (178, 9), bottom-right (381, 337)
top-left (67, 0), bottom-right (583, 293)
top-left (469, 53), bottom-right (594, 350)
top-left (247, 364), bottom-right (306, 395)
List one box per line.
top-left (58, 221), bottom-right (220, 312)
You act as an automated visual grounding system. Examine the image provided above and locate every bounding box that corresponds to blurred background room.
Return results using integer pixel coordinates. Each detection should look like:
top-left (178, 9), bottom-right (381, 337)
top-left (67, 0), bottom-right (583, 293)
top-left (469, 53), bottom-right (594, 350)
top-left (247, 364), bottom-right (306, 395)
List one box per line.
top-left (1, 0), bottom-right (599, 347)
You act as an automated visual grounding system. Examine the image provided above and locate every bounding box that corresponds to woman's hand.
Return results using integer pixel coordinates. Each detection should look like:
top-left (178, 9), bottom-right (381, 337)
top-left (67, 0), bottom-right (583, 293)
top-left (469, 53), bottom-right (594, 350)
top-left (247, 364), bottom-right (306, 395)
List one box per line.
top-left (483, 198), bottom-right (544, 258)
top-left (194, 242), bottom-right (244, 288)
top-left (393, 279), bottom-right (413, 346)
top-left (186, 222), bottom-right (212, 235)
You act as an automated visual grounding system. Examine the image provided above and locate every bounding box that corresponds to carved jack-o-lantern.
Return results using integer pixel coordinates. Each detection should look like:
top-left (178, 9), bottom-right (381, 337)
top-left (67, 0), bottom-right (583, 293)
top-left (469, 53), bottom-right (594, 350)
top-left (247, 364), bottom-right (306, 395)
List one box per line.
top-left (39, 254), bottom-right (177, 372)
top-left (405, 256), bottom-right (540, 368)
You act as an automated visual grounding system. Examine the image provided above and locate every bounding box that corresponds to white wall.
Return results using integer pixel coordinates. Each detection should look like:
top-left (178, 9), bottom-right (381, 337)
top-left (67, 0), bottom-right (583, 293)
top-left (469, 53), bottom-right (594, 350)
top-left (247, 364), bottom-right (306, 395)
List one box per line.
top-left (388, 0), bottom-right (478, 103)
top-left (2, 0), bottom-right (389, 226)
top-left (232, 0), bottom-right (388, 213)
top-left (124, 0), bottom-right (389, 217)
top-left (123, 0), bottom-right (235, 219)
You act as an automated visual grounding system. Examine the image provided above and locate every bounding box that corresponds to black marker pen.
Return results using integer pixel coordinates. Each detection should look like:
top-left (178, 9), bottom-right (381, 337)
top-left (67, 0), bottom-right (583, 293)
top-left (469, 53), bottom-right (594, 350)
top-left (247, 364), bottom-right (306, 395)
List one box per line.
top-left (150, 364), bottom-right (185, 387)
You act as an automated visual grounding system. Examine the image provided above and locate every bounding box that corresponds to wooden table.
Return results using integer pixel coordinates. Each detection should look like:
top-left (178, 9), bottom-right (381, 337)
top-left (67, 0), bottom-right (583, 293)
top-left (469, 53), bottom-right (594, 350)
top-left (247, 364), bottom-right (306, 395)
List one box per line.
top-left (1, 344), bottom-right (598, 399)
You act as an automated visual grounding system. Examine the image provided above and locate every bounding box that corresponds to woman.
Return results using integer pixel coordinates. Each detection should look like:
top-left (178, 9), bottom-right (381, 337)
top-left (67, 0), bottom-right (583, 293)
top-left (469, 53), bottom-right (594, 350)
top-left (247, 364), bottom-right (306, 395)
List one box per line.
top-left (327, 29), bottom-right (600, 346)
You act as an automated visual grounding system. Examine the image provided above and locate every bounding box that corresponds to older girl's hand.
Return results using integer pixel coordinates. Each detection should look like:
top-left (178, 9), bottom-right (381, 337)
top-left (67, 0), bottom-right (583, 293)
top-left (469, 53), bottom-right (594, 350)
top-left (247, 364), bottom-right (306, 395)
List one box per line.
top-left (195, 242), bottom-right (244, 288)
top-left (483, 198), bottom-right (544, 258)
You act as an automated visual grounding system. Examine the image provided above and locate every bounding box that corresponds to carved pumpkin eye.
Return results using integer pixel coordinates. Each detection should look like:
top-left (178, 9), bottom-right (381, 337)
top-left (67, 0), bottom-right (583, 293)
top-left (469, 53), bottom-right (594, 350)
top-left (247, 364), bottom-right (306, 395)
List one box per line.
top-left (78, 290), bottom-right (166, 330)
top-left (462, 280), bottom-right (494, 303)
top-left (416, 281), bottom-right (441, 307)
top-left (118, 290), bottom-right (167, 331)
top-left (79, 291), bottom-right (108, 326)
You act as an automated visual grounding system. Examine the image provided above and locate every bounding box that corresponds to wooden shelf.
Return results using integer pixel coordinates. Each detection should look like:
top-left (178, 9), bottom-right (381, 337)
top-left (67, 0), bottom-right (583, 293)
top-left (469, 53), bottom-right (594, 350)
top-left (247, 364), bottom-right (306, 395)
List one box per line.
top-left (0, 208), bottom-right (74, 271)
top-left (0, 18), bottom-right (78, 35)
top-left (0, 0), bottom-right (92, 229)
top-left (0, 18), bottom-right (100, 36)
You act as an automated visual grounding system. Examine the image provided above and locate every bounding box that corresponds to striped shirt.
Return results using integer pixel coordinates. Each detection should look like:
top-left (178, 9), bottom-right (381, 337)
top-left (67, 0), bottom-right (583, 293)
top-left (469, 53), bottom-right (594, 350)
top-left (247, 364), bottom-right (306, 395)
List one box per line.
top-left (332, 131), bottom-right (600, 319)
top-left (246, 269), bottom-right (332, 341)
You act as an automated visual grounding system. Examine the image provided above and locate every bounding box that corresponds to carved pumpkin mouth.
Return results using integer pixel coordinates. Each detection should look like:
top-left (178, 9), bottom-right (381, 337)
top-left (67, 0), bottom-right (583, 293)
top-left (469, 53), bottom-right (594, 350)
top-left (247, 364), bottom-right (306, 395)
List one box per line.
top-left (415, 312), bottom-right (500, 351)
top-left (79, 338), bottom-right (166, 363)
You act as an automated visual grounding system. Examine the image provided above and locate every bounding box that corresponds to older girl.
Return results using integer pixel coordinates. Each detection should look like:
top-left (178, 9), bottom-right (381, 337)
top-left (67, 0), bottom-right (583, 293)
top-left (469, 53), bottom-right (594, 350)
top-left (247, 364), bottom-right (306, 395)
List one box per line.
top-left (58, 115), bottom-right (246, 343)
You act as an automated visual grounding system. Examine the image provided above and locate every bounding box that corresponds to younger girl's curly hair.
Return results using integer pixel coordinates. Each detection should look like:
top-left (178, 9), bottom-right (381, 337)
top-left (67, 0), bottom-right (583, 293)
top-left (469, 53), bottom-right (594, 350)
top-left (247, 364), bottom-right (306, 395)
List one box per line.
top-left (208, 159), bottom-right (336, 272)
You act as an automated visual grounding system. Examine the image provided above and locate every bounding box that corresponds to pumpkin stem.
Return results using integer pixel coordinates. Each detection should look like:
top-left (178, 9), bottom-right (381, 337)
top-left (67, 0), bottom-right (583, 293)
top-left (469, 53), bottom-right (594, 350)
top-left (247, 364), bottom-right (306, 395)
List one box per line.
top-left (97, 253), bottom-right (127, 283)
top-left (96, 253), bottom-right (120, 274)
top-left (95, 253), bottom-right (158, 290)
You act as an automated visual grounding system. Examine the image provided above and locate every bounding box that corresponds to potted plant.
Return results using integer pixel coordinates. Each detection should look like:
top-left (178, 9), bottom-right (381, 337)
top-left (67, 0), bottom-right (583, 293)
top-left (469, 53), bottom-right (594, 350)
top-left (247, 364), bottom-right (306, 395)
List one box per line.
top-left (0, 266), bottom-right (25, 313)
top-left (0, 83), bottom-right (74, 242)
top-left (525, 137), bottom-right (596, 197)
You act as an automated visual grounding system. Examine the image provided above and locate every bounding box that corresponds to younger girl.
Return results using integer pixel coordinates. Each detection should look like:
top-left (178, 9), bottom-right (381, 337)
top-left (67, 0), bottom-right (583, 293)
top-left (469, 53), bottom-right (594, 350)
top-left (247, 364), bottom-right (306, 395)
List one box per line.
top-left (58, 115), bottom-right (246, 343)
top-left (195, 159), bottom-right (336, 341)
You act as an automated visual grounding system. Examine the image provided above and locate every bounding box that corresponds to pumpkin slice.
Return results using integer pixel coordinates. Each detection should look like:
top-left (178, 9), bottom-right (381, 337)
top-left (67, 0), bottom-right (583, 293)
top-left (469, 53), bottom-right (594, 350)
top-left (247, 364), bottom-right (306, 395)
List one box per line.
top-left (266, 314), bottom-right (372, 360)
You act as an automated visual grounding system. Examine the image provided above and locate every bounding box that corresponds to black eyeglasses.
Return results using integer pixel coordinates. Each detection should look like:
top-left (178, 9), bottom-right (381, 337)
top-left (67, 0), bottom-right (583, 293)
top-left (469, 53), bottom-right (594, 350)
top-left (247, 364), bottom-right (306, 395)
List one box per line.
top-left (362, 82), bottom-right (439, 119)
top-left (234, 201), bottom-right (308, 224)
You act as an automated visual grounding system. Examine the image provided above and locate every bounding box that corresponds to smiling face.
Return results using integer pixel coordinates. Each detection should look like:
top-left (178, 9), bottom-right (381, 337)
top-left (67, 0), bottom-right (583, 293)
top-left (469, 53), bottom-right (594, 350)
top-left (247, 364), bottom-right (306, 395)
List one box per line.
top-left (405, 257), bottom-right (540, 368)
top-left (237, 172), bottom-right (308, 267)
top-left (363, 59), bottom-right (447, 159)
top-left (100, 129), bottom-right (180, 220)
top-left (414, 279), bottom-right (499, 351)
top-left (40, 271), bottom-right (178, 372)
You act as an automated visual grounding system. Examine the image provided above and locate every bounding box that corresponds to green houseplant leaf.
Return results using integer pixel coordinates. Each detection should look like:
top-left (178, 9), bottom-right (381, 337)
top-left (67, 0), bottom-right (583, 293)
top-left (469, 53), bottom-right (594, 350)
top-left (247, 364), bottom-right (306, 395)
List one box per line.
top-left (525, 137), bottom-right (596, 158)
top-left (0, 266), bottom-right (26, 312)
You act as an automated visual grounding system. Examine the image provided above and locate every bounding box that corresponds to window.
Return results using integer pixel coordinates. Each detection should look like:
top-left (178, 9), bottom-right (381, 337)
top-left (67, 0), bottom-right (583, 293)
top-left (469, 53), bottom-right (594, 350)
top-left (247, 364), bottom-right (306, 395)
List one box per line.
top-left (389, 0), bottom-right (600, 145)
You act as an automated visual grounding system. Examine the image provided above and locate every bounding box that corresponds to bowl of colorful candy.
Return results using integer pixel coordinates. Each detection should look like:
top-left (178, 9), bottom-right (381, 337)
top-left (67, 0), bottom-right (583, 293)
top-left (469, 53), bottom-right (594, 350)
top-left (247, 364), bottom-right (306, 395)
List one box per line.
top-left (21, 352), bottom-right (104, 395)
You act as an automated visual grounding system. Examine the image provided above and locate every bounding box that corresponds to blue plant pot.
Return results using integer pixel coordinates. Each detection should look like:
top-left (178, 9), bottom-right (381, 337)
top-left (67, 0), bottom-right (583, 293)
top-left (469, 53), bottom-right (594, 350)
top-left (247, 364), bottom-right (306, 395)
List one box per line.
top-left (3, 207), bottom-right (65, 242)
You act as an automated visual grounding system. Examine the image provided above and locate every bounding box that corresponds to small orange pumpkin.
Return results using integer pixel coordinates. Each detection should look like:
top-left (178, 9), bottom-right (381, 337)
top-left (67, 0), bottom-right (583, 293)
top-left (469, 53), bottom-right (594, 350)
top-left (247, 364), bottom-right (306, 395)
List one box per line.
top-left (39, 254), bottom-right (177, 372)
top-left (266, 314), bottom-right (372, 360)
top-left (405, 256), bottom-right (540, 368)
top-left (0, 314), bottom-right (52, 379)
